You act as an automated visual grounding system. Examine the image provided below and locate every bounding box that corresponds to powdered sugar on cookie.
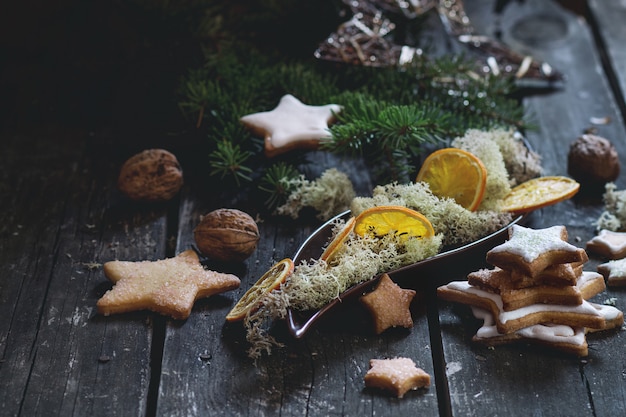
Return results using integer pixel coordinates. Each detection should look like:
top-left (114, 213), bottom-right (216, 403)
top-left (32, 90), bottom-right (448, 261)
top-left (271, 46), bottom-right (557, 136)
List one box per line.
top-left (490, 225), bottom-right (578, 262)
top-left (486, 225), bottom-right (586, 276)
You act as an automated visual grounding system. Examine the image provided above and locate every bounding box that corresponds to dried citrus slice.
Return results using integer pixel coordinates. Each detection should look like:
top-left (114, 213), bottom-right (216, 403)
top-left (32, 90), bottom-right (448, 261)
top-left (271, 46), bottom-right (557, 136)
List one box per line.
top-left (320, 216), bottom-right (356, 263)
top-left (353, 206), bottom-right (434, 241)
top-left (501, 176), bottom-right (580, 215)
top-left (225, 258), bottom-right (294, 322)
top-left (416, 148), bottom-right (487, 211)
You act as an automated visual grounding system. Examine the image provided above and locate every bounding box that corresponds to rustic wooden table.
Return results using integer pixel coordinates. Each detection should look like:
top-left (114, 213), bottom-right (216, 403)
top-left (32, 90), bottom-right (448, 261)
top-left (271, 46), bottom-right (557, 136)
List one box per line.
top-left (2, 0), bottom-right (626, 416)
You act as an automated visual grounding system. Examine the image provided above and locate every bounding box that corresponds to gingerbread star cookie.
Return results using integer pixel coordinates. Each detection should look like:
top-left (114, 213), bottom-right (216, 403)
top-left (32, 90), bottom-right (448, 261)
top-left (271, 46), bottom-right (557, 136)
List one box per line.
top-left (437, 278), bottom-right (607, 334)
top-left (467, 267), bottom-right (606, 311)
top-left (240, 94), bottom-right (342, 157)
top-left (97, 249), bottom-right (240, 320)
top-left (364, 358), bottom-right (431, 398)
top-left (598, 258), bottom-right (626, 286)
top-left (471, 303), bottom-right (623, 357)
top-left (586, 229), bottom-right (626, 259)
top-left (486, 225), bottom-right (587, 277)
top-left (360, 273), bottom-right (416, 334)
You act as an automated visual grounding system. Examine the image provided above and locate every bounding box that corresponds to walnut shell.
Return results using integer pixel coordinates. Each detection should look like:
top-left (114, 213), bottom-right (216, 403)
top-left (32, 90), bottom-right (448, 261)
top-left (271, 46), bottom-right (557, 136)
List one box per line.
top-left (194, 208), bottom-right (260, 262)
top-left (118, 149), bottom-right (183, 202)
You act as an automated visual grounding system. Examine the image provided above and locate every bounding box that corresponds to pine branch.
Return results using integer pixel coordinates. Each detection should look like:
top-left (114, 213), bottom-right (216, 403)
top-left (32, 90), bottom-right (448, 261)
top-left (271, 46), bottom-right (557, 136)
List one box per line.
top-left (175, 4), bottom-right (528, 190)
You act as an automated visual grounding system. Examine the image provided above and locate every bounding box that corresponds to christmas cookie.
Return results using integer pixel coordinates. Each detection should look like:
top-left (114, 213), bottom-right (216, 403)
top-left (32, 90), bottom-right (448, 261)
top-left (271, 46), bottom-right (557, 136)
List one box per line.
top-left (97, 250), bottom-right (240, 320)
top-left (360, 273), bottom-right (416, 334)
top-left (586, 229), bottom-right (626, 259)
top-left (509, 261), bottom-right (584, 287)
top-left (240, 94), bottom-right (342, 157)
top-left (437, 280), bottom-right (606, 334)
top-left (471, 302), bottom-right (623, 357)
top-left (467, 269), bottom-right (604, 311)
top-left (598, 258), bottom-right (626, 286)
top-left (364, 358), bottom-right (431, 398)
top-left (486, 225), bottom-right (587, 277)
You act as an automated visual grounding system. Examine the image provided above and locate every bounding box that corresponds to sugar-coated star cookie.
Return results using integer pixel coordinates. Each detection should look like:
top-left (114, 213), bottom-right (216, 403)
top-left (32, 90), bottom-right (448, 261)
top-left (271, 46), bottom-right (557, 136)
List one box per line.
top-left (240, 94), bottom-right (342, 157)
top-left (364, 358), bottom-right (431, 398)
top-left (97, 249), bottom-right (240, 320)
top-left (586, 229), bottom-right (626, 259)
top-left (598, 258), bottom-right (626, 286)
top-left (360, 273), bottom-right (416, 334)
top-left (486, 225), bottom-right (587, 277)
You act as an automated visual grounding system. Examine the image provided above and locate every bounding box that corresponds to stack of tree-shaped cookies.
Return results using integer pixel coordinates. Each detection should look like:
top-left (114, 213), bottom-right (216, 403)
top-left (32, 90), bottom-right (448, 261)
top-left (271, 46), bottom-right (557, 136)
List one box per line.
top-left (438, 224), bottom-right (624, 356)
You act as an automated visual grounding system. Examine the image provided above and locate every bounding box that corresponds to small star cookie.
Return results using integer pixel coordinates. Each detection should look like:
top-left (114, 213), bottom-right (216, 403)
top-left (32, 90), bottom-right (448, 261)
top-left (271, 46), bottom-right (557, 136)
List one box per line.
top-left (486, 225), bottom-right (587, 277)
top-left (360, 273), bottom-right (416, 334)
top-left (364, 358), bottom-right (431, 398)
top-left (586, 229), bottom-right (626, 259)
top-left (97, 249), bottom-right (240, 320)
top-left (598, 258), bottom-right (626, 286)
top-left (240, 94), bottom-right (342, 157)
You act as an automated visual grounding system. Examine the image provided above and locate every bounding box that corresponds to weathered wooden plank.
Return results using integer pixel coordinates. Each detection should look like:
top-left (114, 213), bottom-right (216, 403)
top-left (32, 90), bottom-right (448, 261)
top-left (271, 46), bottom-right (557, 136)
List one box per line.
top-left (156, 151), bottom-right (439, 416)
top-left (437, 0), bottom-right (626, 415)
top-left (0, 131), bottom-right (164, 416)
top-left (588, 0), bottom-right (626, 113)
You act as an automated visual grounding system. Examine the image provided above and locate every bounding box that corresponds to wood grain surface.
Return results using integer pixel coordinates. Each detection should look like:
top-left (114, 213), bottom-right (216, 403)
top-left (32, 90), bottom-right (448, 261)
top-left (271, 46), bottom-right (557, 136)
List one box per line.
top-left (2, 1), bottom-right (626, 416)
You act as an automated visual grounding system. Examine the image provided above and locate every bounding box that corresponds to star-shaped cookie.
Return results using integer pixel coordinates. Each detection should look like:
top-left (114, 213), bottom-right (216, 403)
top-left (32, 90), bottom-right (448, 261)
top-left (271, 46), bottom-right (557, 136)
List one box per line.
top-left (470, 303), bottom-right (624, 357)
top-left (97, 249), bottom-right (240, 320)
top-left (486, 225), bottom-right (587, 277)
top-left (586, 229), bottom-right (626, 259)
top-left (360, 273), bottom-right (416, 334)
top-left (364, 358), bottom-right (431, 398)
top-left (240, 94), bottom-right (342, 157)
top-left (598, 258), bottom-right (626, 286)
top-left (437, 279), bottom-right (607, 334)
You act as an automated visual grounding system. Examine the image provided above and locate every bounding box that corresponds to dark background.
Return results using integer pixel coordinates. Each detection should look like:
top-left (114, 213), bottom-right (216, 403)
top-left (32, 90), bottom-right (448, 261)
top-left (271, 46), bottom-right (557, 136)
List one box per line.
top-left (0, 0), bottom-right (585, 135)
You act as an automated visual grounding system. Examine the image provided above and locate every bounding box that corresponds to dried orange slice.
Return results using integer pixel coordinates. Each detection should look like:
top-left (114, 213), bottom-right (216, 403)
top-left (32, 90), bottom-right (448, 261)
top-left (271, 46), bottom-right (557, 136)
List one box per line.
top-left (416, 148), bottom-right (487, 211)
top-left (501, 176), bottom-right (580, 215)
top-left (353, 206), bottom-right (434, 241)
top-left (225, 258), bottom-right (294, 322)
top-left (320, 216), bottom-right (356, 263)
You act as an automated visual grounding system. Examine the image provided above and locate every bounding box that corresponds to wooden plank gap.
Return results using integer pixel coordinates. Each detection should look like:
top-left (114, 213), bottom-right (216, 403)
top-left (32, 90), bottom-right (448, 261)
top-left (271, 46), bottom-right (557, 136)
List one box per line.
top-left (583, 2), bottom-right (626, 128)
top-left (578, 362), bottom-right (598, 416)
top-left (145, 316), bottom-right (166, 417)
top-left (425, 285), bottom-right (453, 417)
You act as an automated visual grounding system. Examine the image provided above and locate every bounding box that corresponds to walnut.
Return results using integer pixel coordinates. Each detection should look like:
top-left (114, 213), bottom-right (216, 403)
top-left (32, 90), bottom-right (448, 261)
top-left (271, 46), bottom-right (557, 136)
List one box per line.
top-left (568, 134), bottom-right (619, 187)
top-left (118, 149), bottom-right (183, 202)
top-left (194, 209), bottom-right (260, 262)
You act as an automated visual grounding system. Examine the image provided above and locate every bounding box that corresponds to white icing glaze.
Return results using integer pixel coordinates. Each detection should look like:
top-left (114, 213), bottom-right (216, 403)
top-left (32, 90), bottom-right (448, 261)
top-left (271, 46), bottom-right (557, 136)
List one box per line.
top-left (472, 307), bottom-right (584, 346)
top-left (472, 301), bottom-right (621, 346)
top-left (589, 229), bottom-right (626, 255)
top-left (240, 94), bottom-right (342, 149)
top-left (592, 303), bottom-right (622, 321)
top-left (446, 281), bottom-right (602, 324)
top-left (488, 225), bottom-right (578, 262)
top-left (576, 270), bottom-right (601, 288)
